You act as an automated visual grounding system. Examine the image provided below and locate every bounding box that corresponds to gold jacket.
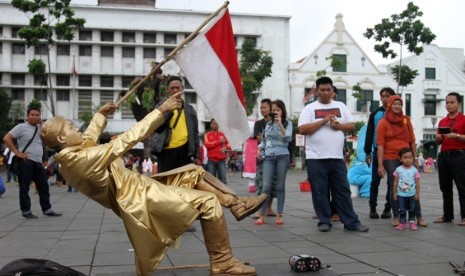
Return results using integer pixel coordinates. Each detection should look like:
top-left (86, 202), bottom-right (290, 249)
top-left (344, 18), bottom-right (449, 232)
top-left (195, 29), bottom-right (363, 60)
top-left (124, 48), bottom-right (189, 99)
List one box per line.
top-left (55, 110), bottom-right (222, 276)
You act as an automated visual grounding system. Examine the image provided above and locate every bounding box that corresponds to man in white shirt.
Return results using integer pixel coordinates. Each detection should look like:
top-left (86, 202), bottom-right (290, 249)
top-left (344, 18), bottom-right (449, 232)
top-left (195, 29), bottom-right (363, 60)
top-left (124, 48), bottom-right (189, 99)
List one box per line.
top-left (298, 76), bottom-right (368, 233)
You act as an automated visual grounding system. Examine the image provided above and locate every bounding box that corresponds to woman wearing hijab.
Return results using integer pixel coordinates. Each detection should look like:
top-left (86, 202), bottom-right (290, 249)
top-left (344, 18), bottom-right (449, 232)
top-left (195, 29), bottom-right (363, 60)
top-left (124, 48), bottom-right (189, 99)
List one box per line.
top-left (376, 95), bottom-right (427, 227)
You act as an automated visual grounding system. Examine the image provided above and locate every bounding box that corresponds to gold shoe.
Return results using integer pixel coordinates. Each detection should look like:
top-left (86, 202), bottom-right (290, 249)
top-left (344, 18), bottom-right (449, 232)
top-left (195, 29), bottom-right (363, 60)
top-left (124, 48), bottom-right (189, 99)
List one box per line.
top-left (231, 194), bottom-right (267, 221)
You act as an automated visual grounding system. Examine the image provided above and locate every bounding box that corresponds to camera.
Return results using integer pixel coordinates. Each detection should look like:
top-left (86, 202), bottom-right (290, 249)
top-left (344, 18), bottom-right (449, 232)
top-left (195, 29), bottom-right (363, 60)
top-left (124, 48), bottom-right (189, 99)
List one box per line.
top-left (269, 112), bottom-right (278, 121)
top-left (438, 127), bottom-right (451, 134)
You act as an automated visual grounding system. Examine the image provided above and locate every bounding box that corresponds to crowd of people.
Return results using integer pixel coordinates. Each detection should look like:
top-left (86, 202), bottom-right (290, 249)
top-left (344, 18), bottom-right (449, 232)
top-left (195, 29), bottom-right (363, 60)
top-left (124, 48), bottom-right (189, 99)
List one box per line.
top-left (1, 74), bottom-right (465, 275)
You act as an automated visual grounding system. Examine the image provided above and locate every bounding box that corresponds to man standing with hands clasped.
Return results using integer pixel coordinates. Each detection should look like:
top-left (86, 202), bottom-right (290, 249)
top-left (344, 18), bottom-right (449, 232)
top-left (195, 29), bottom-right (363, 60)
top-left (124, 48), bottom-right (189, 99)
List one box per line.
top-left (434, 92), bottom-right (465, 226)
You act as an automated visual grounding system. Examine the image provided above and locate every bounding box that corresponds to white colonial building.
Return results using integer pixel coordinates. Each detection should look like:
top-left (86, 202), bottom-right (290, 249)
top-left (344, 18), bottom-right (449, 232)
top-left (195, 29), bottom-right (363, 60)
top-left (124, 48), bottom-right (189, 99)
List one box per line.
top-left (0, 0), bottom-right (290, 135)
top-left (288, 14), bottom-right (465, 156)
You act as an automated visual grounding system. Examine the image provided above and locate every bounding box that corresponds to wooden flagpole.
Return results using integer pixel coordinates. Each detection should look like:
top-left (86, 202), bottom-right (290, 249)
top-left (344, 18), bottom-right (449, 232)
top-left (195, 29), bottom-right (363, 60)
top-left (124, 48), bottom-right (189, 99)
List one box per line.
top-left (116, 1), bottom-right (230, 107)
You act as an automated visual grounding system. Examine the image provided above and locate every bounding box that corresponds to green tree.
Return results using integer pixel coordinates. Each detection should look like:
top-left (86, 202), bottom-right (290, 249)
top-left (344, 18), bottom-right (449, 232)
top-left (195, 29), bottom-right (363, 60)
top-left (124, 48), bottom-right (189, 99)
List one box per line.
top-left (239, 38), bottom-right (273, 115)
top-left (364, 2), bottom-right (435, 94)
top-left (0, 89), bottom-right (13, 139)
top-left (390, 65), bottom-right (419, 91)
top-left (12, 0), bottom-right (86, 116)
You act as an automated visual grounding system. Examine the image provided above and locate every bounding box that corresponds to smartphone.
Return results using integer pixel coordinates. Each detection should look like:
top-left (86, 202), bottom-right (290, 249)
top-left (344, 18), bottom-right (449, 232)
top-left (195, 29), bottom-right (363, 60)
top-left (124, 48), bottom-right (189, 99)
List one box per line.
top-left (438, 127), bottom-right (451, 134)
top-left (269, 112), bottom-right (277, 121)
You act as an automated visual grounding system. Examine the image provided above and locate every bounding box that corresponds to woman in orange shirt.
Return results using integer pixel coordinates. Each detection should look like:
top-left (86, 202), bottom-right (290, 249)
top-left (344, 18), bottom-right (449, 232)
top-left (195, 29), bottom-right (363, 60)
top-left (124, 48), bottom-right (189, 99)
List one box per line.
top-left (377, 95), bottom-right (427, 227)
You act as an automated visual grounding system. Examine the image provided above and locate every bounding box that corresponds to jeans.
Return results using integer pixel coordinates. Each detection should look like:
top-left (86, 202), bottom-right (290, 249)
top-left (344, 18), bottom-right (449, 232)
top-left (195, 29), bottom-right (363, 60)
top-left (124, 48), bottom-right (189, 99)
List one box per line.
top-left (18, 160), bottom-right (52, 214)
top-left (255, 161), bottom-right (277, 198)
top-left (383, 159), bottom-right (423, 218)
top-left (398, 196), bottom-right (415, 223)
top-left (369, 150), bottom-right (390, 211)
top-left (306, 159), bottom-right (361, 229)
top-left (6, 164), bottom-right (18, 182)
top-left (207, 159), bottom-right (227, 184)
top-left (260, 154), bottom-right (289, 214)
top-left (437, 151), bottom-right (465, 220)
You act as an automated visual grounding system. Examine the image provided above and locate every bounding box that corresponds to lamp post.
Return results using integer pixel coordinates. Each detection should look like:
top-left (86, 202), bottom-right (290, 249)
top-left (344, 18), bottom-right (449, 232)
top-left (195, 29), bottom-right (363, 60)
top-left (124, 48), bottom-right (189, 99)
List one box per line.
top-left (431, 117), bottom-right (437, 128)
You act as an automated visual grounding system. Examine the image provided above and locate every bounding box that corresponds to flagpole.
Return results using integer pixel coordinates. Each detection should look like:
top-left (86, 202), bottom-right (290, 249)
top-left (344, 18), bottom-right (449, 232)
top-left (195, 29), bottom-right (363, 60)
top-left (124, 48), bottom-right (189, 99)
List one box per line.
top-left (116, 1), bottom-right (230, 107)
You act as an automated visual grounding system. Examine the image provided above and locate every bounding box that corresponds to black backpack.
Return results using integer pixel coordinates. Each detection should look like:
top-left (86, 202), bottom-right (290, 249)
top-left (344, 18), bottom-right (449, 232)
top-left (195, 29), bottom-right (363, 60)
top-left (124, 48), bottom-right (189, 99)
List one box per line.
top-left (0, 259), bottom-right (86, 276)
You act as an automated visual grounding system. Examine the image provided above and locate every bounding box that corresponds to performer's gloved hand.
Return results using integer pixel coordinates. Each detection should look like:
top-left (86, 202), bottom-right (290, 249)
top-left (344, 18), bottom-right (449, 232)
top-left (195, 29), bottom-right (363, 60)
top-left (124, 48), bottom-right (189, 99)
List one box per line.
top-left (158, 91), bottom-right (182, 114)
top-left (98, 103), bottom-right (118, 117)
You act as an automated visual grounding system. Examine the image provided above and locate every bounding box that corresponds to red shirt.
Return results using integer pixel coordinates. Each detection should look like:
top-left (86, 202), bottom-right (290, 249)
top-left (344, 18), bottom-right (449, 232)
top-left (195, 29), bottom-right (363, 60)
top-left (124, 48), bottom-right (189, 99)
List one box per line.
top-left (204, 130), bottom-right (231, 161)
top-left (438, 112), bottom-right (465, 152)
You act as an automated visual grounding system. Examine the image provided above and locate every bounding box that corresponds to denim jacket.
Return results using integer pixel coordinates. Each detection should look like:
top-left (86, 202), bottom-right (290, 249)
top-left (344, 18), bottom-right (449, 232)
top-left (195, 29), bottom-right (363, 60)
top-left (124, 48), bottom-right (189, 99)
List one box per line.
top-left (258, 121), bottom-right (292, 157)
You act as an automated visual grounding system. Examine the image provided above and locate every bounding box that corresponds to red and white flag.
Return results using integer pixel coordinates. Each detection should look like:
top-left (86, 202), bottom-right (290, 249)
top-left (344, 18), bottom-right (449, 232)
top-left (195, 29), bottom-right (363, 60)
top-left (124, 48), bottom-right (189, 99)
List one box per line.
top-left (174, 8), bottom-right (250, 149)
top-left (72, 57), bottom-right (77, 78)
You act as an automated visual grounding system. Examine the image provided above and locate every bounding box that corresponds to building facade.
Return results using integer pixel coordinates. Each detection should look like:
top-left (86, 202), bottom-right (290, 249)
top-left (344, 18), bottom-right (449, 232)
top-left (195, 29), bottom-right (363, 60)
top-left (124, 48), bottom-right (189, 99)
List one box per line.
top-left (0, 1), bottom-right (290, 136)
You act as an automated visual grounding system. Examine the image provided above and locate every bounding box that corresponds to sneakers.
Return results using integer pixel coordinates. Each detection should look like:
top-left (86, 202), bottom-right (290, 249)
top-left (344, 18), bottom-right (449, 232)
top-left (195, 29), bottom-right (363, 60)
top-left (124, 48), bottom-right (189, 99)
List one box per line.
top-left (409, 221), bottom-right (418, 230)
top-left (44, 211), bottom-right (62, 217)
top-left (346, 224), bottom-right (370, 232)
top-left (22, 213), bottom-right (38, 219)
top-left (396, 223), bottom-right (406, 230)
top-left (380, 209), bottom-right (392, 219)
top-left (369, 208), bottom-right (380, 219)
top-left (318, 224), bottom-right (331, 232)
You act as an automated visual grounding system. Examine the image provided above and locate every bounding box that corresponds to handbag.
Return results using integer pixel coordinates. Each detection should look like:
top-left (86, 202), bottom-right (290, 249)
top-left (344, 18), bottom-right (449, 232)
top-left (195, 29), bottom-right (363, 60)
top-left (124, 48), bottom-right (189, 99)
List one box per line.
top-left (11, 125), bottom-right (38, 174)
top-left (150, 109), bottom-right (182, 155)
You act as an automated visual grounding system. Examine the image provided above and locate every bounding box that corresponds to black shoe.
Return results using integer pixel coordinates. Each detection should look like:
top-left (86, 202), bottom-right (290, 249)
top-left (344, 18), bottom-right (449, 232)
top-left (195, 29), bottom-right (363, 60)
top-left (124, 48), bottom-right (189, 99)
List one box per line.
top-left (45, 211), bottom-right (62, 217)
top-left (186, 226), bottom-right (196, 232)
top-left (22, 213), bottom-right (38, 219)
top-left (380, 209), bottom-right (392, 219)
top-left (369, 209), bottom-right (379, 219)
top-left (318, 224), bottom-right (331, 232)
top-left (346, 224), bottom-right (369, 232)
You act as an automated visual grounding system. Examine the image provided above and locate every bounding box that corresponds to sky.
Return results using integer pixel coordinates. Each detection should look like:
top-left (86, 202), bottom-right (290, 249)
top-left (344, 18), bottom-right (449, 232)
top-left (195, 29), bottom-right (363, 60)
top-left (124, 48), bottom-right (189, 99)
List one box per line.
top-left (71, 0), bottom-right (465, 65)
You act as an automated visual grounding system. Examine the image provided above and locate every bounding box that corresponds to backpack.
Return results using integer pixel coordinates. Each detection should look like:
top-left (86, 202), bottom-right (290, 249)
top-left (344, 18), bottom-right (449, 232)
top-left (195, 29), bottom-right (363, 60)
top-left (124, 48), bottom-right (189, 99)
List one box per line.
top-left (0, 258), bottom-right (86, 276)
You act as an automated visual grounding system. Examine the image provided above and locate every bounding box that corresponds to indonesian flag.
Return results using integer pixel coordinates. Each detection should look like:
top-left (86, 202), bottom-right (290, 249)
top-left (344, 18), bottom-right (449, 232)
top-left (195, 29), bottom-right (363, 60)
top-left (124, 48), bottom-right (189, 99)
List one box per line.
top-left (174, 8), bottom-right (249, 150)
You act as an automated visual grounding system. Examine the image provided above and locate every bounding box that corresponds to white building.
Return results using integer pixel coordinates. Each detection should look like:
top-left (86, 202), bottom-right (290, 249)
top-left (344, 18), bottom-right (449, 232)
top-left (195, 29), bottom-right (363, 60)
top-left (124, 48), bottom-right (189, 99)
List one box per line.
top-left (288, 14), bottom-right (465, 156)
top-left (0, 0), bottom-right (290, 135)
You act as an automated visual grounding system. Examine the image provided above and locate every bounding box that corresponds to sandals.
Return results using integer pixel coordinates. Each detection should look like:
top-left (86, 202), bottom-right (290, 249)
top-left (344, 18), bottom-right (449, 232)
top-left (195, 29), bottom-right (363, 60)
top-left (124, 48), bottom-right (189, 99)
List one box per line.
top-left (433, 216), bottom-right (452, 223)
top-left (255, 215), bottom-right (265, 225)
top-left (458, 219), bottom-right (465, 226)
top-left (275, 215), bottom-right (284, 225)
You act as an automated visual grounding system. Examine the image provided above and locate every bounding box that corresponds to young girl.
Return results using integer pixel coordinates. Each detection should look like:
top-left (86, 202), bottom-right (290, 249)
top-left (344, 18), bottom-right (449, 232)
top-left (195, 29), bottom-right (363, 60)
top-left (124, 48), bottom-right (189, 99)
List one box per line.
top-left (393, 147), bottom-right (420, 230)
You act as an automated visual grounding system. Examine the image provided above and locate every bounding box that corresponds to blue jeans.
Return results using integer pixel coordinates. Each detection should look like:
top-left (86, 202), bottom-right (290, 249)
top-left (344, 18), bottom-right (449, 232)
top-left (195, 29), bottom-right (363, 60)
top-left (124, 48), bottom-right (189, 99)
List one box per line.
top-left (384, 159), bottom-right (423, 218)
top-left (18, 160), bottom-right (52, 215)
top-left (207, 160), bottom-right (227, 184)
top-left (306, 159), bottom-right (361, 229)
top-left (260, 154), bottom-right (289, 214)
top-left (398, 196), bottom-right (415, 223)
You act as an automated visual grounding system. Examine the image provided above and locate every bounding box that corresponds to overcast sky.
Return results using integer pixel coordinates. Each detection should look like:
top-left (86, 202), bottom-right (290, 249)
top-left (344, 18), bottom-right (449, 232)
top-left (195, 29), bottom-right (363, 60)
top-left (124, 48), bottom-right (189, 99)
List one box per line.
top-left (71, 0), bottom-right (465, 65)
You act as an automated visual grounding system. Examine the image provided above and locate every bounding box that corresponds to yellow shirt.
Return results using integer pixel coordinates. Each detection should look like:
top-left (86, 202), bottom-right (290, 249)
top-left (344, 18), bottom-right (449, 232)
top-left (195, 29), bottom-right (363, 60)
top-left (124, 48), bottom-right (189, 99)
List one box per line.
top-left (165, 109), bottom-right (188, 149)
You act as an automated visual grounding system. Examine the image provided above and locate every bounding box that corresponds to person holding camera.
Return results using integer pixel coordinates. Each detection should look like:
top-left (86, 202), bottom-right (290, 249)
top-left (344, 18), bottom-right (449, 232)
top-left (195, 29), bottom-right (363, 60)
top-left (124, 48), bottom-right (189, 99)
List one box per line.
top-left (434, 92), bottom-right (465, 226)
top-left (255, 99), bottom-right (292, 226)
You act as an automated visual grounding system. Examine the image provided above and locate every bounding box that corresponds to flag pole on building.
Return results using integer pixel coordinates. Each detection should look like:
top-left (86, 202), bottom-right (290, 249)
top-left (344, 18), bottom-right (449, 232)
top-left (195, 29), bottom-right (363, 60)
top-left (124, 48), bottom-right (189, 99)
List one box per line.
top-left (116, 1), bottom-right (230, 107)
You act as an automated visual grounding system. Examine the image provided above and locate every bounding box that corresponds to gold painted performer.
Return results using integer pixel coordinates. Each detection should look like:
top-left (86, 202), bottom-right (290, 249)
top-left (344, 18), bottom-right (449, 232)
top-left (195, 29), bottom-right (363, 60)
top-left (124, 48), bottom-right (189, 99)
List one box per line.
top-left (40, 92), bottom-right (264, 276)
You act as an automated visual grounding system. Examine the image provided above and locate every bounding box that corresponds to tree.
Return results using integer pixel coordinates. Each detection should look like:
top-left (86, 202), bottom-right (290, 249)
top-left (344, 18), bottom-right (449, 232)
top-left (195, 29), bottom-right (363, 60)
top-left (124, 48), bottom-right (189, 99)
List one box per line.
top-left (390, 65), bottom-right (418, 90)
top-left (0, 89), bottom-right (13, 139)
top-left (12, 0), bottom-right (86, 116)
top-left (364, 2), bottom-right (436, 94)
top-left (239, 39), bottom-right (273, 115)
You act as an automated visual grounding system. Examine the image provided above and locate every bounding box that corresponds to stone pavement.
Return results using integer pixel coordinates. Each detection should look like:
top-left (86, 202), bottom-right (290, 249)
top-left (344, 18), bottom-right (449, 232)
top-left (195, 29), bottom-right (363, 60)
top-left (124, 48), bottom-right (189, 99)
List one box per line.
top-left (0, 169), bottom-right (464, 276)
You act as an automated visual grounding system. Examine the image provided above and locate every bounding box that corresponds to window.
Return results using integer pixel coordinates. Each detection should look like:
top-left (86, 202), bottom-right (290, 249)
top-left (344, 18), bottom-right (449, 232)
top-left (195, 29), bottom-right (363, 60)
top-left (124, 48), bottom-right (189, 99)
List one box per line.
top-left (57, 90), bottom-right (70, 101)
top-left (143, 48), bottom-right (156, 58)
top-left (34, 44), bottom-right (48, 55)
top-left (405, 93), bottom-right (411, 116)
top-left (424, 95), bottom-right (436, 116)
top-left (335, 89), bottom-right (347, 104)
top-left (100, 31), bottom-right (114, 42)
top-left (164, 47), bottom-right (175, 57)
top-left (56, 75), bottom-right (70, 86)
top-left (356, 90), bottom-right (374, 112)
top-left (0, 26), bottom-right (2, 36)
top-left (0, 73), bottom-right (2, 84)
top-left (100, 90), bottom-right (114, 106)
top-left (122, 32), bottom-right (135, 43)
top-left (164, 33), bottom-right (177, 44)
top-left (185, 92), bottom-right (197, 104)
top-left (34, 76), bottom-right (47, 86)
top-left (79, 45), bottom-right (92, 56)
top-left (425, 68), bottom-right (436, 80)
top-left (0, 42), bottom-right (2, 54)
top-left (143, 32), bottom-right (156, 43)
top-left (120, 104), bottom-right (133, 119)
top-left (244, 37), bottom-right (257, 45)
top-left (184, 78), bottom-right (193, 89)
top-left (11, 89), bottom-right (25, 101)
top-left (122, 47), bottom-right (135, 58)
top-left (79, 30), bottom-right (92, 41)
top-left (79, 75), bottom-right (92, 87)
top-left (11, 74), bottom-right (25, 85)
top-left (461, 95), bottom-right (464, 113)
top-left (34, 89), bottom-right (48, 101)
top-left (78, 90), bottom-right (92, 116)
top-left (101, 46), bottom-right (113, 57)
top-left (12, 43), bottom-right (25, 54)
top-left (122, 76), bottom-right (135, 88)
top-left (332, 54), bottom-right (347, 72)
top-left (12, 27), bottom-right (21, 38)
top-left (100, 76), bottom-right (113, 87)
top-left (57, 44), bottom-right (70, 55)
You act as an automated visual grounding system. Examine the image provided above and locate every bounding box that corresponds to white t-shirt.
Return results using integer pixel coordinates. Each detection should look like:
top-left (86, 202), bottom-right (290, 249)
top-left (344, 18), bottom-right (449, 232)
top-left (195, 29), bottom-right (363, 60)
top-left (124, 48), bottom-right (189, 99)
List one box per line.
top-left (298, 100), bottom-right (354, 159)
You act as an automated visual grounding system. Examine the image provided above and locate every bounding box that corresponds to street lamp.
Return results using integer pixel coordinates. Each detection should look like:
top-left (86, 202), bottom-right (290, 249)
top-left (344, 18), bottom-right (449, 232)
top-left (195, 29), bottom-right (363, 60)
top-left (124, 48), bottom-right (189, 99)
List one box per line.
top-left (431, 117), bottom-right (437, 128)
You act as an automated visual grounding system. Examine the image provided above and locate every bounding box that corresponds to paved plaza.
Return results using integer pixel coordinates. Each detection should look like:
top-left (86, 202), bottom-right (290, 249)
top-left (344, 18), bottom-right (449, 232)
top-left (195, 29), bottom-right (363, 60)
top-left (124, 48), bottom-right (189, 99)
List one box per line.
top-left (0, 169), bottom-right (464, 275)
